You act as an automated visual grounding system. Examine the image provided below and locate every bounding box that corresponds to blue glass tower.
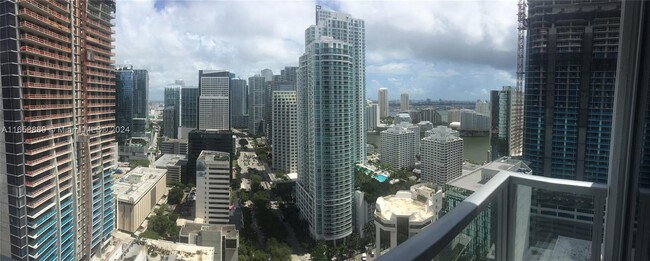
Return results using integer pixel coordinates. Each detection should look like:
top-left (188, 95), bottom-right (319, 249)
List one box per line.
top-left (523, 0), bottom-right (621, 183)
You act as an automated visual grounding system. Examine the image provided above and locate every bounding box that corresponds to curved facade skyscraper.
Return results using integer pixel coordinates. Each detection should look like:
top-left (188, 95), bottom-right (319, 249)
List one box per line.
top-left (296, 6), bottom-right (365, 241)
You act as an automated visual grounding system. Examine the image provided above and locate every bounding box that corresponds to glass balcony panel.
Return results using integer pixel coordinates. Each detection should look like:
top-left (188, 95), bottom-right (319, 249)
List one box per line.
top-left (512, 185), bottom-right (604, 261)
top-left (431, 196), bottom-right (499, 261)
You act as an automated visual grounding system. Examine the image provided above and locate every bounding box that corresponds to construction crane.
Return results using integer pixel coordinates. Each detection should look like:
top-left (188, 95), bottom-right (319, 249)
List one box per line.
top-left (511, 0), bottom-right (527, 157)
top-left (516, 0), bottom-right (528, 91)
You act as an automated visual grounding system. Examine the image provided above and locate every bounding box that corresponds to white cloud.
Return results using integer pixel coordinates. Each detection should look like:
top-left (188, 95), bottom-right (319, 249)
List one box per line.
top-left (115, 0), bottom-right (519, 101)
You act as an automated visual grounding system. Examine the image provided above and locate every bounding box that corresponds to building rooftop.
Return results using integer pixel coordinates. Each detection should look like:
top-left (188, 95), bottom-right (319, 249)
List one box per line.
top-left (154, 154), bottom-right (187, 168)
top-left (113, 167), bottom-right (167, 204)
top-left (424, 126), bottom-right (461, 142)
top-left (180, 223), bottom-right (238, 239)
top-left (198, 150), bottom-right (230, 161)
top-left (375, 185), bottom-right (440, 223)
top-left (448, 157), bottom-right (532, 192)
top-left (161, 138), bottom-right (188, 143)
top-left (382, 123), bottom-right (416, 135)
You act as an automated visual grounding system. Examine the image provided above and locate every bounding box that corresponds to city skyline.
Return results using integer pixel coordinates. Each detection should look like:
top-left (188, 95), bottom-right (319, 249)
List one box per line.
top-left (115, 0), bottom-right (519, 101)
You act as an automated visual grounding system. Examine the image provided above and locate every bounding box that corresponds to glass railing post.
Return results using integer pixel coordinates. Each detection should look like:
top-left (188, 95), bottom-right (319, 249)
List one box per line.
top-left (592, 193), bottom-right (605, 260)
top-left (496, 182), bottom-right (509, 261)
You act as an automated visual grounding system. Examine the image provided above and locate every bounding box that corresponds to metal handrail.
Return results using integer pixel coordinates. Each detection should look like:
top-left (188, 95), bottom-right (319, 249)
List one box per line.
top-left (376, 171), bottom-right (607, 261)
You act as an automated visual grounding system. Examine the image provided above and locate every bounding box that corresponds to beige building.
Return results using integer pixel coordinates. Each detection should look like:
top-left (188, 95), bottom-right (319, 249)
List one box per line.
top-left (114, 167), bottom-right (168, 232)
top-left (375, 184), bottom-right (443, 256)
top-left (153, 153), bottom-right (187, 185)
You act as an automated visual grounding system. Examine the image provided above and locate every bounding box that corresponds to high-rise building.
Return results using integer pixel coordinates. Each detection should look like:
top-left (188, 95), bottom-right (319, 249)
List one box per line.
top-left (421, 126), bottom-right (463, 186)
top-left (163, 106), bottom-right (177, 138)
top-left (116, 67), bottom-right (134, 144)
top-left (261, 68), bottom-right (274, 82)
top-left (447, 109), bottom-right (462, 123)
top-left (379, 88), bottom-right (389, 118)
top-left (490, 86), bottom-right (523, 160)
top-left (410, 109), bottom-right (442, 124)
top-left (523, 0), bottom-right (620, 182)
top-left (186, 130), bottom-right (235, 186)
top-left (195, 151), bottom-right (231, 224)
top-left (475, 100), bottom-right (489, 115)
top-left (116, 67), bottom-right (148, 143)
top-left (280, 66), bottom-right (298, 85)
top-left (181, 87), bottom-right (199, 129)
top-left (248, 75), bottom-right (266, 136)
top-left (400, 92), bottom-right (409, 112)
top-left (164, 84), bottom-right (182, 138)
top-left (0, 1), bottom-right (117, 260)
top-left (393, 113), bottom-right (412, 125)
top-left (132, 70), bottom-right (149, 119)
top-left (199, 70), bottom-right (230, 131)
top-left (296, 6), bottom-right (365, 241)
top-left (272, 91), bottom-right (298, 173)
top-left (366, 102), bottom-right (379, 130)
top-left (459, 109), bottom-right (490, 132)
top-left (230, 78), bottom-right (248, 128)
top-left (380, 123), bottom-right (417, 169)
top-left (265, 80), bottom-right (294, 145)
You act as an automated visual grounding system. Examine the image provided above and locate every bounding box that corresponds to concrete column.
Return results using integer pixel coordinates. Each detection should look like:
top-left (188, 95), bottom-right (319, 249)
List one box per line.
top-left (390, 230), bottom-right (397, 249)
top-left (375, 223), bottom-right (381, 256)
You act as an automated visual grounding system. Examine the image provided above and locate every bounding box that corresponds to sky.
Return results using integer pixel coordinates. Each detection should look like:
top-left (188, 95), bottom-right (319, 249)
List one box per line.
top-left (115, 0), bottom-right (519, 102)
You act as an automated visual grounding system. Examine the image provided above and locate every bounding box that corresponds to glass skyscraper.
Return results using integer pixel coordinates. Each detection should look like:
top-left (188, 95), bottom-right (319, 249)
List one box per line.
top-left (296, 6), bottom-right (365, 241)
top-left (523, 0), bottom-right (621, 183)
top-left (230, 78), bottom-right (247, 129)
top-left (181, 87), bottom-right (199, 129)
top-left (116, 67), bottom-right (134, 144)
top-left (116, 67), bottom-right (148, 142)
top-left (164, 85), bottom-right (181, 138)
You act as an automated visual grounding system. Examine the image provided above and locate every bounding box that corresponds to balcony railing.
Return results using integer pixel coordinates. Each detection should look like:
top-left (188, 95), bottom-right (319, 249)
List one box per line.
top-left (20, 33), bottom-right (71, 52)
top-left (377, 171), bottom-right (610, 261)
top-left (17, 0), bottom-right (71, 23)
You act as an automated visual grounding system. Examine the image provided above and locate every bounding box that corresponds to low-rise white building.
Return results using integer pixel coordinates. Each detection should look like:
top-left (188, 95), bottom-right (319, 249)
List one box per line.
top-left (179, 223), bottom-right (239, 261)
top-left (153, 154), bottom-right (186, 185)
top-left (374, 184), bottom-right (444, 256)
top-left (114, 167), bottom-right (167, 233)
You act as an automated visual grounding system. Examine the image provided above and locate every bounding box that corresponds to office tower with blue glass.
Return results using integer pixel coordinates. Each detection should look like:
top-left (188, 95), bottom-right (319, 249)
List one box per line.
top-left (247, 75), bottom-right (266, 136)
top-left (181, 87), bottom-right (199, 129)
top-left (0, 0), bottom-right (117, 260)
top-left (116, 66), bottom-right (148, 142)
top-left (230, 78), bottom-right (248, 129)
top-left (164, 84), bottom-right (182, 138)
top-left (296, 6), bottom-right (365, 242)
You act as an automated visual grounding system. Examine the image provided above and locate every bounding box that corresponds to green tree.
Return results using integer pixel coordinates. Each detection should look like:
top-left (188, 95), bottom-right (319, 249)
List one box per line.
top-left (252, 191), bottom-right (270, 209)
top-left (129, 159), bottom-right (150, 168)
top-left (167, 186), bottom-right (184, 205)
top-left (250, 175), bottom-right (262, 193)
top-left (310, 242), bottom-right (329, 261)
top-left (363, 222), bottom-right (376, 246)
top-left (240, 191), bottom-right (249, 203)
top-left (154, 204), bottom-right (166, 216)
top-left (266, 239), bottom-right (291, 261)
top-left (239, 139), bottom-right (249, 148)
top-left (168, 181), bottom-right (185, 189)
top-left (140, 229), bottom-right (160, 240)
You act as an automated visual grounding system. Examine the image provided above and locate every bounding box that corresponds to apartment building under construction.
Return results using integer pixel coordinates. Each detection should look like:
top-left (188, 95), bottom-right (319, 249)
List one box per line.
top-left (0, 0), bottom-right (117, 260)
